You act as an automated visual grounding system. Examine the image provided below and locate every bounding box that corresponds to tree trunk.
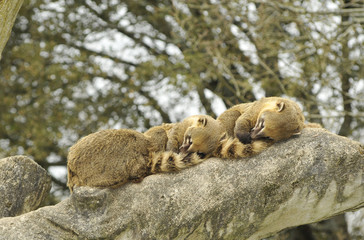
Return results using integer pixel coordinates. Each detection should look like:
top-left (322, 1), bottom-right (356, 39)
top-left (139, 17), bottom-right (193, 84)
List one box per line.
top-left (0, 0), bottom-right (23, 60)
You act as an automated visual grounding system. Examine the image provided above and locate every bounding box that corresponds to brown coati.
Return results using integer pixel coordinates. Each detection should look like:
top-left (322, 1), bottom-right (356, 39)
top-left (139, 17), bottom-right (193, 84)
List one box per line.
top-left (170, 115), bottom-right (226, 158)
top-left (67, 128), bottom-right (201, 192)
top-left (177, 115), bottom-right (273, 159)
top-left (70, 98), bottom-right (309, 192)
top-left (148, 115), bottom-right (271, 174)
top-left (145, 114), bottom-right (271, 163)
top-left (217, 97), bottom-right (306, 144)
top-left (165, 115), bottom-right (223, 153)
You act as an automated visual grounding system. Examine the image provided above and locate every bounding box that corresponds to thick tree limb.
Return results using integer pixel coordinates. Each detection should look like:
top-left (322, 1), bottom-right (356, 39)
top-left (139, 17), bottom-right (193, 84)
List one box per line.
top-left (0, 128), bottom-right (363, 239)
top-left (0, 156), bottom-right (51, 218)
top-left (0, 0), bottom-right (23, 60)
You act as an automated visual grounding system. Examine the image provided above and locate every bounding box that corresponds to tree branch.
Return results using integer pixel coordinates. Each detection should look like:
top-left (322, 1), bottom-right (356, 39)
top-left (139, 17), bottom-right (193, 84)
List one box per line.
top-left (138, 88), bottom-right (171, 123)
top-left (0, 129), bottom-right (363, 239)
top-left (69, 42), bottom-right (138, 67)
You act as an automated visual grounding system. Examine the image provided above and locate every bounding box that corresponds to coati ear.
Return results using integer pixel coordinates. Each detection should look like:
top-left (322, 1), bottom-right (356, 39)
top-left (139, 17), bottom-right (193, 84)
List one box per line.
top-left (277, 102), bottom-right (285, 112)
top-left (197, 117), bottom-right (208, 127)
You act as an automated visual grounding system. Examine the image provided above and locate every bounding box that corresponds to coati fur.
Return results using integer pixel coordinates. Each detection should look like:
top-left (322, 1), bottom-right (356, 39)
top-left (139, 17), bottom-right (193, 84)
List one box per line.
top-left (217, 97), bottom-right (306, 144)
top-left (69, 97), bottom-right (309, 192)
top-left (67, 128), bottom-right (201, 192)
top-left (148, 151), bottom-right (204, 174)
top-left (166, 115), bottom-right (226, 157)
top-left (67, 129), bottom-right (149, 191)
top-left (144, 123), bottom-right (174, 152)
top-left (165, 115), bottom-right (218, 153)
top-left (174, 115), bottom-right (272, 159)
top-left (148, 114), bottom-right (271, 174)
top-left (212, 137), bottom-right (273, 159)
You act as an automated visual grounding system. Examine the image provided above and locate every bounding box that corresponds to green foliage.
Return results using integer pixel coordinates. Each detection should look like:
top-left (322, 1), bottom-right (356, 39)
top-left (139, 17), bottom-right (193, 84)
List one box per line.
top-left (0, 0), bottom-right (363, 201)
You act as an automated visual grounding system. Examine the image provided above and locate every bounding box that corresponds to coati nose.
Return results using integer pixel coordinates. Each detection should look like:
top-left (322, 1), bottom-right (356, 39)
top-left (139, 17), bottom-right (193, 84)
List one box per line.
top-left (197, 152), bottom-right (207, 159)
top-left (236, 132), bottom-right (252, 144)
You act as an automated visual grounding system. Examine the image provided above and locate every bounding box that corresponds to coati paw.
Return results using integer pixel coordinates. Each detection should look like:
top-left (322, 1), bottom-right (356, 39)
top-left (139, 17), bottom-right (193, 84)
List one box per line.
top-left (236, 132), bottom-right (252, 144)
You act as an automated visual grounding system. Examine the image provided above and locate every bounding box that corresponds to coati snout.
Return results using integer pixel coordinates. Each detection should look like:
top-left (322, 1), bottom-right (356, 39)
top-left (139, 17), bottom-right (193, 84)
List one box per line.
top-left (250, 101), bottom-right (303, 142)
top-left (250, 104), bottom-right (282, 141)
top-left (179, 128), bottom-right (210, 159)
top-left (176, 115), bottom-right (226, 159)
top-left (220, 97), bottom-right (305, 144)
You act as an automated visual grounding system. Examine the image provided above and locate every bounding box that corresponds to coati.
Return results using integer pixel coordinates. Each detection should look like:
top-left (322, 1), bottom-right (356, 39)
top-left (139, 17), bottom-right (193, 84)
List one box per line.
top-left (167, 115), bottom-right (226, 157)
top-left (69, 98), bottom-right (305, 192)
top-left (67, 114), bottom-right (272, 191)
top-left (67, 128), bottom-right (201, 192)
top-left (148, 114), bottom-right (270, 174)
top-left (170, 114), bottom-right (272, 159)
top-left (175, 97), bottom-right (312, 160)
top-left (217, 97), bottom-right (306, 144)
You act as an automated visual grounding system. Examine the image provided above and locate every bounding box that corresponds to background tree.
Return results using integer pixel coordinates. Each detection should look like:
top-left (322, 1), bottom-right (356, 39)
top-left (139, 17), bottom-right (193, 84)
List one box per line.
top-left (0, 0), bottom-right (363, 238)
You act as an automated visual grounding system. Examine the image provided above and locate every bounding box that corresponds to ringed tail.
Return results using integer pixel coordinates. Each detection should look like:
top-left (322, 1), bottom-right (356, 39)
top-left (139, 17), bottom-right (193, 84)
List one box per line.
top-left (149, 151), bottom-right (204, 174)
top-left (213, 137), bottom-right (272, 159)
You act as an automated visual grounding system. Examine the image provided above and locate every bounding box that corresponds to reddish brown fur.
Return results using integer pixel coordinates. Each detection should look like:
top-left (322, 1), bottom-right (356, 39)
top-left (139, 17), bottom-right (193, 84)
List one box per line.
top-left (218, 97), bottom-right (306, 143)
top-left (167, 115), bottom-right (225, 157)
top-left (144, 123), bottom-right (174, 152)
top-left (67, 126), bottom-right (206, 192)
top-left (68, 98), bottom-right (308, 192)
top-left (67, 129), bottom-right (150, 192)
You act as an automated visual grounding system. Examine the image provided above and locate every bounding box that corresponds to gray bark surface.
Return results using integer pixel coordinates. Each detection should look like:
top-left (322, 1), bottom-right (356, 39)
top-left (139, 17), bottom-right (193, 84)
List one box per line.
top-left (0, 128), bottom-right (363, 239)
top-left (0, 155), bottom-right (51, 218)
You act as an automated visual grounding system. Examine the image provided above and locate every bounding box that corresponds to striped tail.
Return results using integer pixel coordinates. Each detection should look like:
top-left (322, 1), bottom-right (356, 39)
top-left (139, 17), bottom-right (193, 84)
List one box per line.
top-left (213, 137), bottom-right (272, 159)
top-left (149, 151), bottom-right (205, 174)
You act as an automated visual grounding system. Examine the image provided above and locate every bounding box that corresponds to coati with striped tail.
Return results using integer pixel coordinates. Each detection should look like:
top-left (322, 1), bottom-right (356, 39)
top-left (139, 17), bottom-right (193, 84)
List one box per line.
top-left (176, 97), bottom-right (310, 159)
top-left (167, 115), bottom-right (226, 157)
top-left (148, 114), bottom-right (271, 174)
top-left (67, 101), bottom-right (293, 192)
top-left (67, 128), bottom-right (201, 192)
top-left (168, 114), bottom-right (272, 159)
top-left (217, 97), bottom-right (306, 144)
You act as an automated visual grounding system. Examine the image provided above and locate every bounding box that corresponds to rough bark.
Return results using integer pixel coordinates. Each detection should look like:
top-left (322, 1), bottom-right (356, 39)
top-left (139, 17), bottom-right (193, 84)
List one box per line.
top-left (0, 128), bottom-right (363, 240)
top-left (0, 155), bottom-right (52, 218)
top-left (0, 0), bottom-right (23, 60)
